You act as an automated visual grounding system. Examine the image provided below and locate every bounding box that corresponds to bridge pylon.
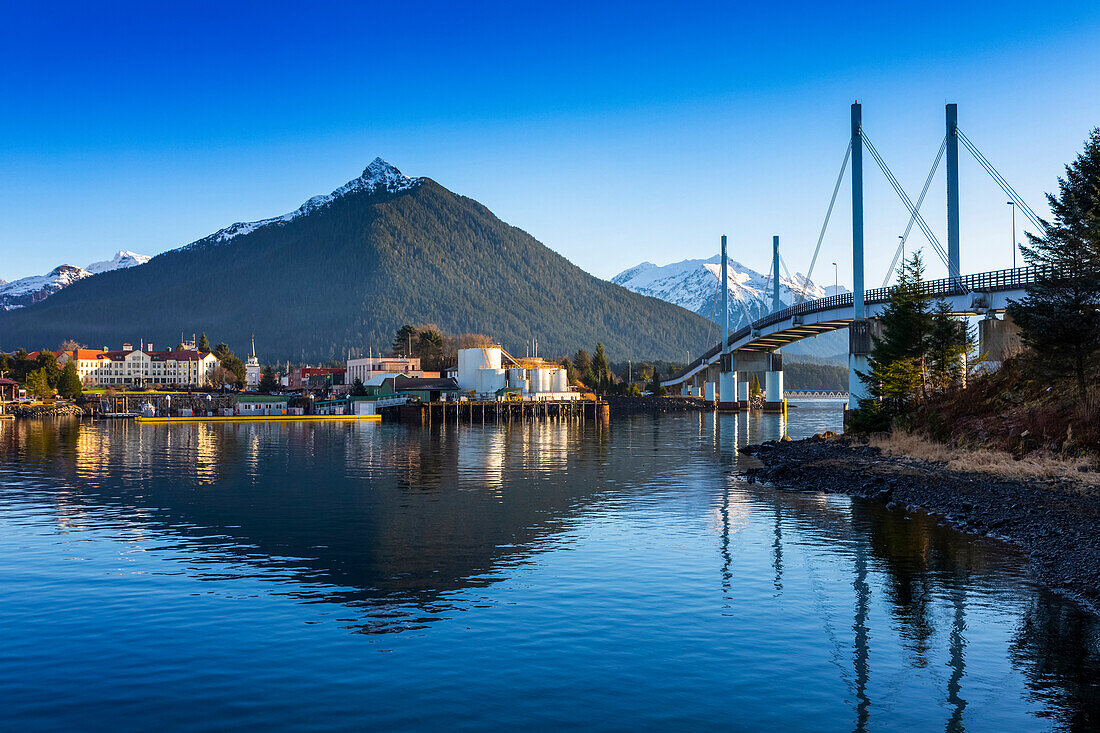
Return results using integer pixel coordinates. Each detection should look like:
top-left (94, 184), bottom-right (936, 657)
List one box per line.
top-left (718, 234), bottom-right (739, 411)
top-left (848, 101), bottom-right (870, 409)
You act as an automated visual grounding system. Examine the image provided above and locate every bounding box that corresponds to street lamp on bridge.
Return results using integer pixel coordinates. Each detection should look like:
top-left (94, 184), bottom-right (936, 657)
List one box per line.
top-left (1007, 201), bottom-right (1017, 269)
top-left (831, 262), bottom-right (838, 295)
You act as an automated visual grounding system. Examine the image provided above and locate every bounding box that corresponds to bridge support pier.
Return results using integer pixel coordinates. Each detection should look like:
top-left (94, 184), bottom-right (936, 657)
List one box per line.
top-left (718, 369), bottom-right (738, 412)
top-left (763, 352), bottom-right (785, 413)
top-left (737, 380), bottom-right (750, 411)
top-left (978, 313), bottom-right (1021, 372)
top-left (847, 318), bottom-right (880, 408)
top-left (704, 381), bottom-right (716, 402)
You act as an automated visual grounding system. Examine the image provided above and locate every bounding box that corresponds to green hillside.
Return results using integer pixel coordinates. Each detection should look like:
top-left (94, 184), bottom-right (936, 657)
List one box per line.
top-left (0, 174), bottom-right (716, 363)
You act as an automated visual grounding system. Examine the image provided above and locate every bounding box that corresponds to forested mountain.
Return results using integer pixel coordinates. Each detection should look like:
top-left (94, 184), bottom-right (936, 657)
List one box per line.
top-left (0, 160), bottom-right (715, 363)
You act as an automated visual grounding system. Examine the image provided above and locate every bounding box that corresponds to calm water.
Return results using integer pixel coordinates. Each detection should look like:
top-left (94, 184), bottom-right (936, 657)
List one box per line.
top-left (1, 405), bottom-right (1098, 732)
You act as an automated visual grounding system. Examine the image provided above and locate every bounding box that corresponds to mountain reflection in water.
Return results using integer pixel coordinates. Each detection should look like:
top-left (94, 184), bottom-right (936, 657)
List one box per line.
top-left (1, 409), bottom-right (1098, 731)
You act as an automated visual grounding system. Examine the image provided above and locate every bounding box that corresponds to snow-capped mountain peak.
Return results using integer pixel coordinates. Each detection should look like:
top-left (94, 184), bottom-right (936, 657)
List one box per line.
top-left (612, 254), bottom-right (849, 358)
top-left (194, 158), bottom-right (421, 247)
top-left (85, 250), bottom-right (151, 274)
top-left (0, 264), bottom-right (92, 310)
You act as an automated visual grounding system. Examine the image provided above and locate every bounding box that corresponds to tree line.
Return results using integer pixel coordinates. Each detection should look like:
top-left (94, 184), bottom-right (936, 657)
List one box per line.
top-left (853, 127), bottom-right (1100, 431)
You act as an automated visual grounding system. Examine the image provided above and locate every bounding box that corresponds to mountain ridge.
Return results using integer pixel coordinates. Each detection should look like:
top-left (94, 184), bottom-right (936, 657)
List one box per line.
top-left (0, 161), bottom-right (716, 363)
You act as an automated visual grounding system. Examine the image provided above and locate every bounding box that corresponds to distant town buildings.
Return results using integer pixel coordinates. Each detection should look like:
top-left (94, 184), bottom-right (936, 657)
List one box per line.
top-left (345, 356), bottom-right (437, 382)
top-left (60, 345), bottom-right (219, 387)
top-left (288, 367), bottom-right (346, 390)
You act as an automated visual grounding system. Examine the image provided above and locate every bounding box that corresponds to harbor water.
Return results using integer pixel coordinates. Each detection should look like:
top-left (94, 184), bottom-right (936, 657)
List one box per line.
top-left (1, 404), bottom-right (1098, 731)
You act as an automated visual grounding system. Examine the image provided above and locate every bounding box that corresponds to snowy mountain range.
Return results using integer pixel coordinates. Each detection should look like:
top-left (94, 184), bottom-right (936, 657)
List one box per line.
top-left (1, 251), bottom-right (150, 311)
top-left (612, 255), bottom-right (849, 360)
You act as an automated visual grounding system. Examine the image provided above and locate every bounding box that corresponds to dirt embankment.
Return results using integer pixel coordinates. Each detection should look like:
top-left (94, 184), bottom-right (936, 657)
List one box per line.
top-left (743, 433), bottom-right (1100, 611)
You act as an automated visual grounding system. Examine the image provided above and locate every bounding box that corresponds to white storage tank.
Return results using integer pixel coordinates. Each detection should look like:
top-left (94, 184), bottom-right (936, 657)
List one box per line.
top-left (552, 368), bottom-right (568, 393)
top-left (507, 367), bottom-right (526, 389)
top-left (478, 368), bottom-right (506, 395)
top-left (457, 347), bottom-right (502, 391)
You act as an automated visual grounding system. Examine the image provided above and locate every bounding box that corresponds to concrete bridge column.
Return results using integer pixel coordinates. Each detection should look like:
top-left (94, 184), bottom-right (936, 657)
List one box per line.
top-left (763, 351), bottom-right (785, 413)
top-left (848, 318), bottom-right (882, 408)
top-left (978, 313), bottom-right (1022, 371)
top-left (718, 368), bottom-right (738, 412)
top-left (704, 381), bottom-right (716, 402)
top-left (737, 380), bottom-right (750, 410)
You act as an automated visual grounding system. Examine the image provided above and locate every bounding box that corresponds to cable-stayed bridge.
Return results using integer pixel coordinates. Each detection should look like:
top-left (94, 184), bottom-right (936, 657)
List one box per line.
top-left (661, 103), bottom-right (1041, 409)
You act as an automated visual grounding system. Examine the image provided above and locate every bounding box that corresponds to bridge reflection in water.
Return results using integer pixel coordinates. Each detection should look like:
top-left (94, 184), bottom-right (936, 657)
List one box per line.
top-left (1, 414), bottom-right (1098, 731)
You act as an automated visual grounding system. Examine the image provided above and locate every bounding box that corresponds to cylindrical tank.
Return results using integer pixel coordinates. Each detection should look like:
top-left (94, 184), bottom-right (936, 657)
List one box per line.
top-left (507, 367), bottom-right (525, 389)
top-left (553, 368), bottom-right (568, 393)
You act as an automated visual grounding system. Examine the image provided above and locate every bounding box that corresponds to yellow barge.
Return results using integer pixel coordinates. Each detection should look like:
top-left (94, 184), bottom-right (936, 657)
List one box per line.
top-left (135, 414), bottom-right (380, 424)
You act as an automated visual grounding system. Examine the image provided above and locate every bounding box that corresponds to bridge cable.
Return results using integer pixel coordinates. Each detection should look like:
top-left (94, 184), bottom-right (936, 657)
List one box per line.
top-left (956, 129), bottom-right (1047, 233)
top-left (861, 131), bottom-right (961, 287)
top-left (882, 135), bottom-right (947, 286)
top-left (797, 141), bottom-right (853, 304)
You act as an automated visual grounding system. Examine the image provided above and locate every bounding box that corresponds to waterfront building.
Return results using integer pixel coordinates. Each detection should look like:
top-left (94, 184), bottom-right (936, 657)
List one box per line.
top-left (235, 395), bottom-right (289, 416)
top-left (64, 345), bottom-right (219, 387)
top-left (346, 356), bottom-right (424, 383)
top-left (289, 367), bottom-right (346, 389)
top-left (0, 378), bottom-right (18, 401)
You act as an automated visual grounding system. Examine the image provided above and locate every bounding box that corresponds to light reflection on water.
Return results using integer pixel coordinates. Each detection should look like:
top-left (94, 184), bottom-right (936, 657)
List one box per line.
top-left (0, 406), bottom-right (1097, 732)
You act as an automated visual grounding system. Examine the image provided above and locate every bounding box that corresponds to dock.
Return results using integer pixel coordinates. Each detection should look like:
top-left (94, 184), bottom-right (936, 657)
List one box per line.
top-left (389, 399), bottom-right (608, 425)
top-left (134, 414), bottom-right (381, 424)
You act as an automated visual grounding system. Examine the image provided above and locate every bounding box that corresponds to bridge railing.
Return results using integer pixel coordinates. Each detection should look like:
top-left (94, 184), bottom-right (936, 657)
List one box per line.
top-left (666, 265), bottom-right (1044, 385)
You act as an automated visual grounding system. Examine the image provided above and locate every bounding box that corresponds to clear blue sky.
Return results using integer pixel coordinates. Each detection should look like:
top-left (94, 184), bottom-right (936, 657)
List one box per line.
top-left (3, 1), bottom-right (1099, 286)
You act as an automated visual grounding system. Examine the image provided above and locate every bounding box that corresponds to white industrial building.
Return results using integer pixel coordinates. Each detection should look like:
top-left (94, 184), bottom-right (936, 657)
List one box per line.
top-left (456, 347), bottom-right (578, 401)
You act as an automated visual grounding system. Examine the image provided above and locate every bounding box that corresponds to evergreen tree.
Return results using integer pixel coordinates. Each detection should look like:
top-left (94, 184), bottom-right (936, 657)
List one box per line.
top-left (573, 349), bottom-right (592, 385)
top-left (649, 369), bottom-right (666, 396)
top-left (749, 374), bottom-right (762, 397)
top-left (926, 299), bottom-right (969, 393)
top-left (1008, 128), bottom-right (1100, 404)
top-left (416, 327), bottom-right (445, 370)
top-left (213, 342), bottom-right (232, 361)
top-left (392, 325), bottom-right (418, 357)
top-left (592, 342), bottom-right (610, 391)
top-left (560, 356), bottom-right (577, 385)
top-left (860, 251), bottom-right (933, 409)
top-left (349, 377), bottom-right (368, 396)
top-left (222, 355), bottom-right (247, 386)
top-left (26, 368), bottom-right (51, 399)
top-left (59, 362), bottom-right (82, 399)
top-left (35, 351), bottom-right (62, 390)
top-left (258, 366), bottom-right (279, 393)
top-left (197, 333), bottom-right (210, 353)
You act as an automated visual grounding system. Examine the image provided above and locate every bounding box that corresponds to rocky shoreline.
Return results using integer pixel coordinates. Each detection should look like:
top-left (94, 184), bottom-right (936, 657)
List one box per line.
top-left (742, 434), bottom-right (1100, 612)
top-left (5, 403), bottom-right (87, 419)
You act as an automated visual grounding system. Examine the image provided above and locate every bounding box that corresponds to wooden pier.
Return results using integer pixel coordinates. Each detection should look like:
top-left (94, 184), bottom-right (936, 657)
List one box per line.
top-left (388, 399), bottom-right (608, 425)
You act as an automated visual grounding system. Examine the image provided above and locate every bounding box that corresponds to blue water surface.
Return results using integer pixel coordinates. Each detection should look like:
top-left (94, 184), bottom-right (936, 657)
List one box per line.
top-left (1, 406), bottom-right (1097, 731)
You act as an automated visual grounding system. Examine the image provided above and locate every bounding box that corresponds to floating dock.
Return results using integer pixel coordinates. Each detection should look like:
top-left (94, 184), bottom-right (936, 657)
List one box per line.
top-left (135, 414), bottom-right (381, 424)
